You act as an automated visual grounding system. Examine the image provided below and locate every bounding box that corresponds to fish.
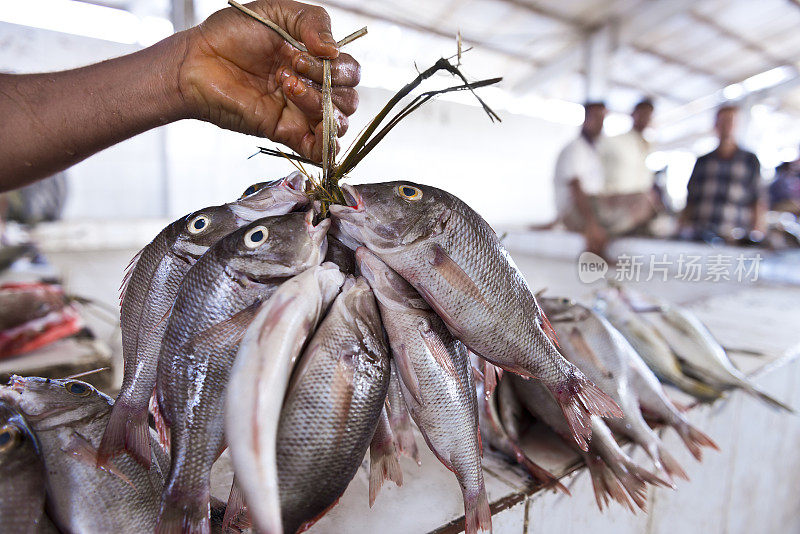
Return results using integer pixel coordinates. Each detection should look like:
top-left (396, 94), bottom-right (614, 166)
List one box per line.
top-left (99, 173), bottom-right (308, 469)
top-left (324, 235), bottom-right (357, 275)
top-left (385, 360), bottom-right (420, 464)
top-left (475, 371), bottom-right (568, 495)
top-left (155, 211), bottom-right (329, 534)
top-left (510, 374), bottom-right (670, 512)
top-left (539, 297), bottom-right (687, 482)
top-left (0, 400), bottom-right (51, 533)
top-left (629, 293), bottom-right (793, 412)
top-left (594, 288), bottom-right (722, 401)
top-left (357, 247), bottom-right (490, 534)
top-left (0, 282), bottom-right (67, 331)
top-left (225, 263), bottom-right (345, 534)
top-left (276, 277), bottom-right (390, 534)
top-left (368, 405), bottom-right (404, 506)
top-left (1, 376), bottom-right (170, 533)
top-left (329, 181), bottom-right (621, 450)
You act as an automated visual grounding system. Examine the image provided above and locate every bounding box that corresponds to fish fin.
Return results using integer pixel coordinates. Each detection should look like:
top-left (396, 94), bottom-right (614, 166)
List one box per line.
top-left (180, 302), bottom-right (261, 355)
top-left (222, 478), bottom-right (251, 533)
top-left (150, 392), bottom-right (171, 452)
top-left (428, 244), bottom-right (489, 307)
top-left (482, 359), bottom-right (503, 397)
top-left (63, 433), bottom-right (135, 489)
top-left (393, 344), bottom-right (424, 405)
top-left (368, 438), bottom-right (403, 507)
top-left (97, 399), bottom-right (151, 469)
top-left (657, 444), bottom-right (689, 482)
top-left (419, 325), bottom-right (459, 382)
top-left (390, 417), bottom-right (420, 466)
top-left (463, 484), bottom-right (492, 534)
top-left (119, 248), bottom-right (143, 306)
top-left (539, 311), bottom-right (560, 349)
top-left (156, 484), bottom-right (211, 534)
top-left (584, 454), bottom-right (632, 512)
top-left (509, 441), bottom-right (569, 495)
top-left (566, 327), bottom-right (613, 378)
top-left (415, 283), bottom-right (470, 341)
top-left (675, 422), bottom-right (718, 461)
top-left (549, 373), bottom-right (622, 451)
top-left (155, 301), bottom-right (175, 328)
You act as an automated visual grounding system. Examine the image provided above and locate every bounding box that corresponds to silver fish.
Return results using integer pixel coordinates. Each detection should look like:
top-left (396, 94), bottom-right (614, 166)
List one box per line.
top-left (539, 297), bottom-right (687, 482)
top-left (276, 277), bottom-right (390, 534)
top-left (1, 376), bottom-right (169, 533)
top-left (594, 288), bottom-right (722, 401)
top-left (225, 263), bottom-right (345, 534)
top-left (357, 247), bottom-right (490, 534)
top-left (330, 182), bottom-right (621, 450)
top-left (99, 173), bottom-right (307, 468)
top-left (510, 375), bottom-right (669, 512)
top-left (155, 211), bottom-right (328, 534)
top-left (0, 400), bottom-right (50, 533)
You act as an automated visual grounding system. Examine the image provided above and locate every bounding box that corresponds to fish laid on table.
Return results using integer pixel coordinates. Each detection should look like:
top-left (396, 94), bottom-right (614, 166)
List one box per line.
top-left (1, 376), bottom-right (170, 533)
top-left (0, 282), bottom-right (68, 331)
top-left (276, 277), bottom-right (390, 534)
top-left (539, 297), bottom-right (688, 482)
top-left (621, 288), bottom-right (793, 412)
top-left (475, 370), bottom-right (568, 495)
top-left (594, 288), bottom-right (722, 401)
top-left (155, 211), bottom-right (329, 534)
top-left (510, 375), bottom-right (670, 512)
top-left (99, 173), bottom-right (308, 469)
top-left (357, 247), bottom-right (490, 533)
top-left (330, 182), bottom-right (622, 450)
top-left (0, 400), bottom-right (53, 533)
top-left (225, 263), bottom-right (345, 534)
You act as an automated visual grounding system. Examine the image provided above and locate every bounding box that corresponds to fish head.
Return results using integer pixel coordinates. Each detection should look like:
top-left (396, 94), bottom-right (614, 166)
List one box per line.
top-left (355, 247), bottom-right (429, 311)
top-left (0, 376), bottom-right (112, 431)
top-left (539, 296), bottom-right (576, 316)
top-left (222, 210), bottom-right (329, 280)
top-left (230, 172), bottom-right (309, 220)
top-left (0, 401), bottom-right (40, 469)
top-left (329, 182), bottom-right (451, 251)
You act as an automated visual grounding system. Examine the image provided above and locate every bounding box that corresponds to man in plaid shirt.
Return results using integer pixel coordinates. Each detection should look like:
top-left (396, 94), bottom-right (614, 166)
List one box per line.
top-left (680, 105), bottom-right (766, 242)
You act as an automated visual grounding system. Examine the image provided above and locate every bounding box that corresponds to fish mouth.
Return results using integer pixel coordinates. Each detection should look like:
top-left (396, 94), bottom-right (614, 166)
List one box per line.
top-left (283, 171), bottom-right (307, 192)
top-left (334, 184), bottom-right (363, 212)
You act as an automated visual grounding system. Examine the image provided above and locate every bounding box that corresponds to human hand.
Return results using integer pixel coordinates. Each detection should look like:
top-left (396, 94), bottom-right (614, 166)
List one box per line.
top-left (174, 0), bottom-right (361, 161)
top-left (584, 222), bottom-right (608, 257)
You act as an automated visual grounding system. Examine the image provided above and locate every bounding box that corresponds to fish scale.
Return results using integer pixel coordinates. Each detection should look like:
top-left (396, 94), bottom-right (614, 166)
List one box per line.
top-left (277, 277), bottom-right (389, 534)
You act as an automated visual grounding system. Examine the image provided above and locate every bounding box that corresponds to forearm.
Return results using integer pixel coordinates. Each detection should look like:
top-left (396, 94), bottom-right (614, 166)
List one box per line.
top-left (0, 32), bottom-right (189, 191)
top-left (569, 179), bottom-right (599, 229)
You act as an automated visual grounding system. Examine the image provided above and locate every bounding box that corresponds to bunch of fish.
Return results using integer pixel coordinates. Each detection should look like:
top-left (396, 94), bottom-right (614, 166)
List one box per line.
top-left (0, 172), bottom-right (789, 534)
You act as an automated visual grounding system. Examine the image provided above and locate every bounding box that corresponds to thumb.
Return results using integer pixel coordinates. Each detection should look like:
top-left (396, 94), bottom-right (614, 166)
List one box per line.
top-left (294, 4), bottom-right (339, 59)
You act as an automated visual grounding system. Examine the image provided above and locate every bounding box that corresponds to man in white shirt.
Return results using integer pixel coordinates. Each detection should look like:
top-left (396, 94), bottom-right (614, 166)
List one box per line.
top-left (600, 99), bottom-right (654, 194)
top-left (554, 101), bottom-right (608, 255)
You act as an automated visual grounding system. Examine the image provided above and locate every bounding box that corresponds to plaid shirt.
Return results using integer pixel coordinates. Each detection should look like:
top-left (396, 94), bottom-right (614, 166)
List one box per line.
top-left (685, 147), bottom-right (763, 236)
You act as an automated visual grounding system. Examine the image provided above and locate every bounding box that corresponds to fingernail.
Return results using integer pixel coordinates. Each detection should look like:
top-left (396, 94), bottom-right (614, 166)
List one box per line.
top-left (294, 54), bottom-right (310, 74)
top-left (277, 67), bottom-right (291, 82)
top-left (319, 31), bottom-right (336, 47)
top-left (285, 76), bottom-right (307, 96)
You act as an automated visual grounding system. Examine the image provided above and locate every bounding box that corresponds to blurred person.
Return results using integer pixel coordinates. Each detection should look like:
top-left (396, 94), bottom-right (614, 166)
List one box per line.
top-left (0, 0), bottom-right (361, 191)
top-left (769, 148), bottom-right (800, 215)
top-left (679, 105), bottom-right (766, 242)
top-left (553, 101), bottom-right (608, 256)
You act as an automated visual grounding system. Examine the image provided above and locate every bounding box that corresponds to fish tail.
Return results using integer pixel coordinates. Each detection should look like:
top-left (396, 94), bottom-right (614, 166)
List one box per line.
top-left (463, 483), bottom-right (492, 534)
top-left (149, 392), bottom-right (171, 451)
top-left (675, 422), bottom-right (718, 461)
top-left (390, 418), bottom-right (421, 465)
top-left (156, 485), bottom-right (211, 534)
top-left (614, 461), bottom-right (658, 512)
top-left (583, 454), bottom-right (633, 512)
top-left (656, 443), bottom-right (689, 482)
top-left (744, 384), bottom-right (794, 413)
top-left (549, 372), bottom-right (623, 451)
top-left (222, 478), bottom-right (251, 533)
top-left (96, 398), bottom-right (151, 469)
top-left (368, 439), bottom-right (403, 507)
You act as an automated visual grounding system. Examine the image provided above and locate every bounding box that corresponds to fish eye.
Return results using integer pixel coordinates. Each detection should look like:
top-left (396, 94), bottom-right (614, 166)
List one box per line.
top-left (187, 214), bottom-right (210, 235)
top-left (244, 225), bottom-right (269, 249)
top-left (64, 381), bottom-right (92, 397)
top-left (397, 185), bottom-right (423, 201)
top-left (0, 425), bottom-right (21, 453)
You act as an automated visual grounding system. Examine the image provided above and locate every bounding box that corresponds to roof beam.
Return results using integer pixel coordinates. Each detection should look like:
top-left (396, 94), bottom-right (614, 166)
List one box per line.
top-left (317, 0), bottom-right (541, 66)
top-left (490, 0), bottom-right (589, 29)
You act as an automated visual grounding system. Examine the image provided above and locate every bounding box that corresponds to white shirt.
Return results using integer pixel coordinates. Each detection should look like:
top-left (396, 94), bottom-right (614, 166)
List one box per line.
top-left (599, 130), bottom-right (653, 194)
top-left (553, 134), bottom-right (605, 218)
